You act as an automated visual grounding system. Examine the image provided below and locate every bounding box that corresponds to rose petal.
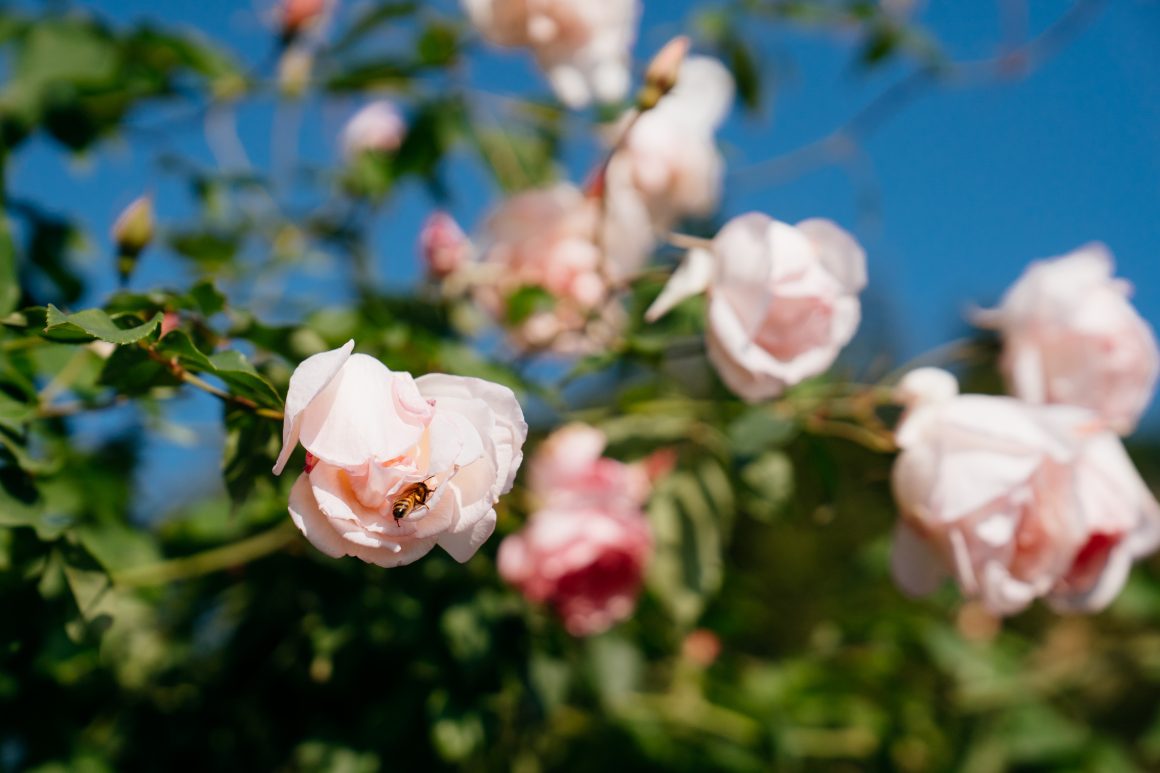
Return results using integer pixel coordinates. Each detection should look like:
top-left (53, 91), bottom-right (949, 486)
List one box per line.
top-left (273, 340), bottom-right (354, 475)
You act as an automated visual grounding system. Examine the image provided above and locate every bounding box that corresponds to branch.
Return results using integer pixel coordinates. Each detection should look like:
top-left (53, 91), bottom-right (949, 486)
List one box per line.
top-left (141, 344), bottom-right (285, 421)
top-left (732, 0), bottom-right (1108, 187)
top-left (112, 521), bottom-right (299, 588)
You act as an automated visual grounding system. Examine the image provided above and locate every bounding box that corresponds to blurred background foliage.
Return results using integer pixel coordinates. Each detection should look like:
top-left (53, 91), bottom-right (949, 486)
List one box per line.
top-left (1, 0), bottom-right (1159, 771)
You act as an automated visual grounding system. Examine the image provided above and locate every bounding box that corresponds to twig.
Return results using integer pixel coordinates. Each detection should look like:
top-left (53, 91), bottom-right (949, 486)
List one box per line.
top-left (141, 344), bottom-right (285, 421)
top-left (112, 521), bottom-right (299, 588)
top-left (732, 0), bottom-right (1108, 188)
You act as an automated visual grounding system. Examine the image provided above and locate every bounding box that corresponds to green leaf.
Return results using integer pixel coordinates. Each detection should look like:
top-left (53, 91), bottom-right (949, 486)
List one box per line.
top-left (646, 468), bottom-right (727, 626)
top-left (0, 216), bottom-right (17, 315)
top-left (728, 408), bottom-right (797, 456)
top-left (159, 331), bottom-right (283, 409)
top-left (504, 285), bottom-right (556, 326)
top-left (740, 451), bottom-right (794, 523)
top-left (222, 405), bottom-right (279, 506)
top-left (0, 390), bottom-right (35, 432)
top-left (97, 344), bottom-right (175, 395)
top-left (416, 22), bottom-right (459, 67)
top-left (0, 465), bottom-right (43, 528)
top-left (45, 305), bottom-right (163, 344)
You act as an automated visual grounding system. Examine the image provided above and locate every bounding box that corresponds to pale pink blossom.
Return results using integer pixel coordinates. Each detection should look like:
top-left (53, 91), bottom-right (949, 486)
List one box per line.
top-left (420, 212), bottom-right (472, 279)
top-left (273, 341), bottom-right (527, 567)
top-left (646, 213), bottom-right (867, 401)
top-left (473, 183), bottom-right (650, 350)
top-left (974, 243), bottom-right (1159, 435)
top-left (528, 423), bottom-right (653, 511)
top-left (341, 101), bottom-right (406, 158)
top-left (461, 0), bottom-right (639, 108)
top-left (607, 56), bottom-right (734, 227)
top-left (890, 367), bottom-right (1160, 616)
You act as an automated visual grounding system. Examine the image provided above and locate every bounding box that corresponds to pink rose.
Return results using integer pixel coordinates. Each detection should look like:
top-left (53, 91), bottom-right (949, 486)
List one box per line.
top-left (461, 0), bottom-right (639, 108)
top-left (473, 183), bottom-right (650, 350)
top-left (974, 243), bottom-right (1159, 435)
top-left (498, 505), bottom-right (652, 636)
top-left (607, 56), bottom-right (734, 227)
top-left (891, 368), bottom-right (1160, 616)
top-left (341, 101), bottom-right (406, 158)
top-left (499, 423), bottom-right (656, 635)
top-left (273, 341), bottom-right (527, 567)
top-left (646, 213), bottom-right (867, 401)
top-left (419, 211), bottom-right (472, 279)
top-left (528, 423), bottom-right (652, 510)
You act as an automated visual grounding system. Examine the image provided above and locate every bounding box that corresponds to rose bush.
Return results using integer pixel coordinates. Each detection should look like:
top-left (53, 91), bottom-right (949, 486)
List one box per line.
top-left (273, 341), bottom-right (527, 566)
top-left (647, 212), bottom-right (867, 401)
top-left (890, 368), bottom-right (1160, 615)
top-left (974, 243), bottom-right (1160, 434)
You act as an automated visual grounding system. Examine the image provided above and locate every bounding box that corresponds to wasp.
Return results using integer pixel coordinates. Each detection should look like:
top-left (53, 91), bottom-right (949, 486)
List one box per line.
top-left (391, 478), bottom-right (436, 524)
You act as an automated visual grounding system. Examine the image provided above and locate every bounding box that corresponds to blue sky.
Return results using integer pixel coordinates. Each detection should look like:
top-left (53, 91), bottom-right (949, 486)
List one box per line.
top-left (11, 0), bottom-right (1160, 512)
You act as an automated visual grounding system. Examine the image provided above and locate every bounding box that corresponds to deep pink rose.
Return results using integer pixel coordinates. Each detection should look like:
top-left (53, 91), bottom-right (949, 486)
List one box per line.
top-left (974, 243), bottom-right (1159, 434)
top-left (499, 505), bottom-right (652, 636)
top-left (890, 368), bottom-right (1160, 615)
top-left (274, 341), bottom-right (527, 567)
top-left (499, 424), bottom-right (656, 635)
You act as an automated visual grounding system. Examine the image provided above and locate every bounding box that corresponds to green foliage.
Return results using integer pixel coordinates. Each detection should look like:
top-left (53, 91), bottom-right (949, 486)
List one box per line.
top-left (0, 2), bottom-right (1154, 772)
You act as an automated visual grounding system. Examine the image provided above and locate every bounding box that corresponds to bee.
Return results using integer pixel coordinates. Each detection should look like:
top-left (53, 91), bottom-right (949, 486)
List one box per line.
top-left (391, 478), bottom-right (435, 525)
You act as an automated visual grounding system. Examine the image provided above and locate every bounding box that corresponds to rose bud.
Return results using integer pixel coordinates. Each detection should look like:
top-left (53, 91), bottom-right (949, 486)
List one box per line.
top-left (974, 243), bottom-right (1159, 435)
top-left (341, 100), bottom-right (406, 160)
top-left (646, 212), bottom-right (867, 402)
top-left (279, 0), bottom-right (328, 47)
top-left (419, 211), bottom-right (471, 279)
top-left (273, 341), bottom-right (527, 567)
top-left (111, 195), bottom-right (154, 285)
top-left (637, 35), bottom-right (690, 110)
top-left (890, 367), bottom-right (1160, 616)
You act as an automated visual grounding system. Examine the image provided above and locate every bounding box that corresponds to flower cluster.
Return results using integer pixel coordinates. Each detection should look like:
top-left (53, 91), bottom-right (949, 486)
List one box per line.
top-left (270, 2), bottom-right (1160, 639)
top-left (890, 246), bottom-right (1160, 616)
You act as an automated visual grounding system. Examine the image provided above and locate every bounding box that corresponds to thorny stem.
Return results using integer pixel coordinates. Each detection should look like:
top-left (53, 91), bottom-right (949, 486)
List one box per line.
top-left (112, 521), bottom-right (300, 588)
top-left (665, 232), bottom-right (713, 252)
top-left (141, 343), bottom-right (285, 421)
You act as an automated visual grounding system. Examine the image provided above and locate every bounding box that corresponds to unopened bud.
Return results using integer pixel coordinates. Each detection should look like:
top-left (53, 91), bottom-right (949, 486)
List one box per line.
top-left (280, 0), bottom-right (328, 44)
top-left (638, 35), bottom-right (690, 111)
top-left (111, 195), bottom-right (154, 285)
top-left (341, 101), bottom-right (407, 159)
top-left (681, 628), bottom-right (722, 667)
top-left (419, 212), bottom-right (471, 279)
